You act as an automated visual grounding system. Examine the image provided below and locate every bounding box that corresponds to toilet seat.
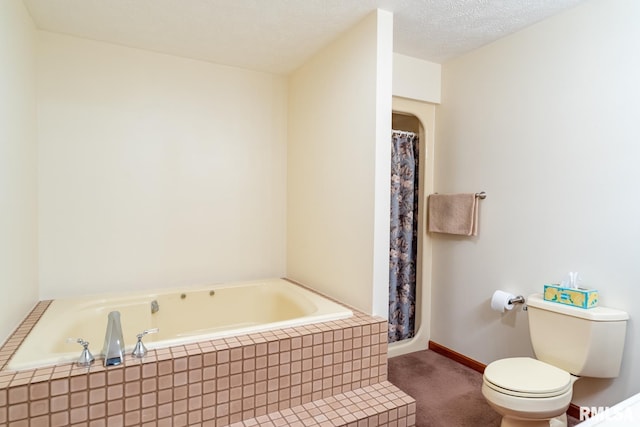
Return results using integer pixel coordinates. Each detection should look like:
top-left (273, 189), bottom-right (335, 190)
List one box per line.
top-left (484, 357), bottom-right (572, 398)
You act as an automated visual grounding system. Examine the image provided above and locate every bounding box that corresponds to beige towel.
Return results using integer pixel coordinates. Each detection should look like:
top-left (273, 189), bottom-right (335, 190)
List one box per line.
top-left (427, 193), bottom-right (479, 236)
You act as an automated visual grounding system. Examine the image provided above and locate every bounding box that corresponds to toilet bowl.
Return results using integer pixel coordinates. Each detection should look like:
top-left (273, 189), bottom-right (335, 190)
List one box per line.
top-left (482, 357), bottom-right (577, 427)
top-left (482, 294), bottom-right (629, 427)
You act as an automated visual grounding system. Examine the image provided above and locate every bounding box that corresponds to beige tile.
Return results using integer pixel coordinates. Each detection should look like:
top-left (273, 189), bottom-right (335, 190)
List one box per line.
top-left (125, 395), bottom-right (141, 412)
top-left (89, 372), bottom-right (106, 389)
top-left (173, 357), bottom-right (188, 372)
top-left (70, 374), bottom-right (88, 392)
top-left (186, 394), bottom-right (201, 410)
top-left (50, 410), bottom-right (70, 427)
top-left (50, 394), bottom-right (69, 412)
top-left (217, 376), bottom-right (230, 391)
top-left (107, 398), bottom-right (124, 416)
top-left (174, 385), bottom-right (188, 401)
top-left (202, 403), bottom-right (216, 421)
top-left (107, 368), bottom-right (124, 385)
top-left (30, 414), bottom-right (49, 427)
top-left (187, 383), bottom-right (202, 397)
top-left (50, 378), bottom-right (69, 396)
top-left (124, 409), bottom-right (141, 426)
top-left (157, 402), bottom-right (172, 419)
top-left (188, 366), bottom-right (203, 381)
top-left (216, 387), bottom-right (230, 404)
top-left (188, 354), bottom-right (203, 369)
top-left (8, 384), bottom-right (28, 404)
top-left (203, 352), bottom-right (217, 366)
top-left (230, 386), bottom-right (242, 402)
top-left (141, 361), bottom-right (157, 378)
top-left (157, 360), bottom-right (172, 376)
top-left (173, 398), bottom-right (188, 414)
top-left (203, 379), bottom-right (216, 395)
top-left (203, 365), bottom-right (216, 381)
top-left (230, 360), bottom-right (243, 376)
top-left (140, 406), bottom-right (156, 423)
top-left (138, 377), bottom-right (155, 394)
top-left (107, 384), bottom-right (124, 400)
top-left (188, 409), bottom-right (202, 425)
top-left (123, 366), bottom-right (140, 383)
top-left (173, 371), bottom-right (188, 387)
top-left (70, 390), bottom-right (89, 408)
top-left (217, 362), bottom-right (230, 377)
top-left (230, 347), bottom-right (243, 362)
top-left (106, 414), bottom-right (124, 427)
top-left (89, 402), bottom-right (106, 420)
top-left (217, 349), bottom-right (230, 364)
top-left (70, 406), bottom-right (88, 423)
top-left (8, 402), bottom-right (28, 421)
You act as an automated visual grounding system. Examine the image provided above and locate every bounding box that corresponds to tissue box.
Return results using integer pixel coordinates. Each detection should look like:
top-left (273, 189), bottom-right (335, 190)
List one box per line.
top-left (543, 284), bottom-right (598, 309)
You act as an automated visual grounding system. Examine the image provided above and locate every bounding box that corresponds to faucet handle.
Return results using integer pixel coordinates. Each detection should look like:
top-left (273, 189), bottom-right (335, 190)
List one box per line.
top-left (67, 338), bottom-right (95, 367)
top-left (136, 328), bottom-right (159, 339)
top-left (132, 328), bottom-right (159, 358)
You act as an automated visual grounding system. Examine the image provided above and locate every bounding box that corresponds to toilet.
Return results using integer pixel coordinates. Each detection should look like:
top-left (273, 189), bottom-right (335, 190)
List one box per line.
top-left (482, 293), bottom-right (629, 427)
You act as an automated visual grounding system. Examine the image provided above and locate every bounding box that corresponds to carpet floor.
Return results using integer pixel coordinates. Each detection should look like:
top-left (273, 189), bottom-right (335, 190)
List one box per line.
top-left (388, 349), bottom-right (580, 427)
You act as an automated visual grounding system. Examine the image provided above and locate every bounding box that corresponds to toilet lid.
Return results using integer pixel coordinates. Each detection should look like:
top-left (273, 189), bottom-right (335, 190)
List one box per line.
top-left (484, 357), bottom-right (571, 397)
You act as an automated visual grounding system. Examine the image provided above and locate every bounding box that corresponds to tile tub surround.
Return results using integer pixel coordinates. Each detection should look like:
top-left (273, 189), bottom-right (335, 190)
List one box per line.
top-left (0, 298), bottom-right (414, 426)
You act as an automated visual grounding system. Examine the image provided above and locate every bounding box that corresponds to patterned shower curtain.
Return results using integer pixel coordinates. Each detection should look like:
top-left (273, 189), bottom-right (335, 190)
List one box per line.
top-left (388, 130), bottom-right (419, 343)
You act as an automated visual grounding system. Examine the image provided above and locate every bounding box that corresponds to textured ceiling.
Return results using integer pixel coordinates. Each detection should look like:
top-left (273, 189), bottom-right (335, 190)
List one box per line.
top-left (23, 0), bottom-right (586, 74)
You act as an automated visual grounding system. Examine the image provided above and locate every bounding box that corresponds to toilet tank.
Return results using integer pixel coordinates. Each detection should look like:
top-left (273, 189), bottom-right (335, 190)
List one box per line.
top-left (527, 294), bottom-right (629, 378)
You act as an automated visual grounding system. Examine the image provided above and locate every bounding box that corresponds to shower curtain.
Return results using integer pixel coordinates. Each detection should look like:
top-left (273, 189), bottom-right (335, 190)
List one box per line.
top-left (388, 130), bottom-right (419, 343)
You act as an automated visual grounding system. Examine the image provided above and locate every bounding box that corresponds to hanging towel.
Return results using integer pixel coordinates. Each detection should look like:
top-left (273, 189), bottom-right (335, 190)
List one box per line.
top-left (427, 193), bottom-right (479, 236)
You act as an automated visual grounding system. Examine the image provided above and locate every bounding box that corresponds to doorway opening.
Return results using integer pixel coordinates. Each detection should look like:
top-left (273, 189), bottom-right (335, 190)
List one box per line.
top-left (389, 113), bottom-right (420, 343)
top-left (388, 98), bottom-right (435, 357)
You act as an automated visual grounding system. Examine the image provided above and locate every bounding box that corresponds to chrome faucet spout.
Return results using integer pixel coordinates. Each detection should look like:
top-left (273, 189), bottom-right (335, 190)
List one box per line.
top-left (103, 311), bottom-right (125, 366)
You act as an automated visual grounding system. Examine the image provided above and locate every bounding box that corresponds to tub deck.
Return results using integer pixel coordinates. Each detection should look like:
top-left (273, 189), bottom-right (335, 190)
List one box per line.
top-left (0, 280), bottom-right (416, 426)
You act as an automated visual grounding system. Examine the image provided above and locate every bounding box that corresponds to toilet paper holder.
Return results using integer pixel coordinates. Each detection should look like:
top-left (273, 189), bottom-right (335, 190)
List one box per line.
top-left (491, 291), bottom-right (527, 313)
top-left (509, 295), bottom-right (527, 310)
top-left (509, 295), bottom-right (525, 305)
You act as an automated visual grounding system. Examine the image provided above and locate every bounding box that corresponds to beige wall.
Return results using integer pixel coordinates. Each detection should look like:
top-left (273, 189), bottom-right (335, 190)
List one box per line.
top-left (287, 10), bottom-right (393, 316)
top-left (0, 0), bottom-right (39, 343)
top-left (393, 53), bottom-right (441, 104)
top-left (434, 0), bottom-right (640, 407)
top-left (37, 32), bottom-right (288, 299)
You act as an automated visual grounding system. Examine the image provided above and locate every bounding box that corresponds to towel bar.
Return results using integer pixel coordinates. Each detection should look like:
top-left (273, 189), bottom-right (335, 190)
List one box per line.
top-left (432, 191), bottom-right (486, 199)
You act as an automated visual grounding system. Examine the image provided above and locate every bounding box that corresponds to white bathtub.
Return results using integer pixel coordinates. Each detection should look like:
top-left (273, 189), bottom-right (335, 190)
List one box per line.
top-left (8, 278), bottom-right (352, 371)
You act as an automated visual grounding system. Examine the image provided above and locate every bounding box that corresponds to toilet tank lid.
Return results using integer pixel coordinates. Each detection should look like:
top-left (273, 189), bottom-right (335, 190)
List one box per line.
top-left (527, 294), bottom-right (629, 321)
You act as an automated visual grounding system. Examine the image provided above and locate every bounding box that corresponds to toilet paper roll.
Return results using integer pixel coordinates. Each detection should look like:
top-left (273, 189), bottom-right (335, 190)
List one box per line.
top-left (491, 290), bottom-right (516, 313)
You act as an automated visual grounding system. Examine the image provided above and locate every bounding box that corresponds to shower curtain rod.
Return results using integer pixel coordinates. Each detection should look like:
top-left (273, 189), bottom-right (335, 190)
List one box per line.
top-left (392, 129), bottom-right (417, 136)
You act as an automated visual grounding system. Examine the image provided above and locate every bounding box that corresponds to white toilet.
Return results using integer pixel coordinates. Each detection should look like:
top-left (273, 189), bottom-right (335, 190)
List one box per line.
top-left (482, 293), bottom-right (629, 427)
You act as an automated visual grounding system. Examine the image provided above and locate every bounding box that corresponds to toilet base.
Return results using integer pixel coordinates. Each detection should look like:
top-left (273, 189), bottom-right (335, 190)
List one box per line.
top-left (482, 381), bottom-right (572, 427)
top-left (500, 413), bottom-right (567, 427)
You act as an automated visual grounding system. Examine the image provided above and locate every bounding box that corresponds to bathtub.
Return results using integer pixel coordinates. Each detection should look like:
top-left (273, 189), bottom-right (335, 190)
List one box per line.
top-left (8, 278), bottom-right (352, 371)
